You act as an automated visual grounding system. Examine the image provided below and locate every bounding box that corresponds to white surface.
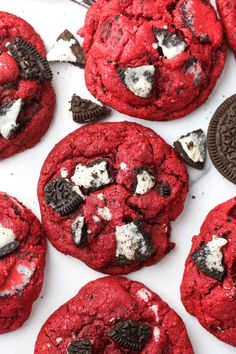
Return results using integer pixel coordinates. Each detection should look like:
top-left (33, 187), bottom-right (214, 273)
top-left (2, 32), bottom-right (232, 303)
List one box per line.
top-left (0, 0), bottom-right (235, 353)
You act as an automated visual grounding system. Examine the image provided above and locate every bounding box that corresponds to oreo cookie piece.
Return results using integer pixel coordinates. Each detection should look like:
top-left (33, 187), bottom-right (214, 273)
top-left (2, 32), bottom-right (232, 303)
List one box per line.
top-left (115, 220), bottom-right (155, 264)
top-left (71, 159), bottom-right (113, 193)
top-left (70, 95), bottom-right (111, 123)
top-left (118, 66), bottom-right (155, 98)
top-left (71, 215), bottom-right (87, 246)
top-left (134, 168), bottom-right (155, 195)
top-left (208, 95), bottom-right (236, 184)
top-left (67, 339), bottom-right (92, 354)
top-left (0, 99), bottom-right (22, 139)
top-left (47, 29), bottom-right (85, 68)
top-left (156, 181), bottom-right (171, 198)
top-left (8, 37), bottom-right (53, 81)
top-left (70, 0), bottom-right (96, 9)
top-left (108, 319), bottom-right (152, 352)
top-left (191, 236), bottom-right (228, 281)
top-left (0, 226), bottom-right (20, 258)
top-left (35, 277), bottom-right (194, 353)
top-left (174, 129), bottom-right (206, 170)
top-left (44, 177), bottom-right (84, 216)
top-left (154, 29), bottom-right (187, 59)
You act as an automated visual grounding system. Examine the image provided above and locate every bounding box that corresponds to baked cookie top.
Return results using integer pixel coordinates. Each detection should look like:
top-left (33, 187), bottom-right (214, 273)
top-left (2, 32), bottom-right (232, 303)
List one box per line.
top-left (35, 276), bottom-right (194, 353)
top-left (38, 121), bottom-right (188, 274)
top-left (80, 0), bottom-right (226, 121)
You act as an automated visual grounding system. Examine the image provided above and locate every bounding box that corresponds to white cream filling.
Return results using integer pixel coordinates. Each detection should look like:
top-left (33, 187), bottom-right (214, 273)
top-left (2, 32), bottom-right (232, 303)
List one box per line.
top-left (115, 221), bottom-right (147, 260)
top-left (155, 32), bottom-right (187, 59)
top-left (97, 207), bottom-right (112, 221)
top-left (135, 170), bottom-right (155, 195)
top-left (0, 99), bottom-right (22, 139)
top-left (186, 61), bottom-right (202, 84)
top-left (120, 162), bottom-right (128, 171)
top-left (71, 160), bottom-right (111, 190)
top-left (178, 132), bottom-right (206, 163)
top-left (153, 327), bottom-right (160, 341)
top-left (0, 226), bottom-right (16, 248)
top-left (47, 38), bottom-right (77, 62)
top-left (71, 216), bottom-right (85, 245)
top-left (137, 288), bottom-right (152, 302)
top-left (122, 65), bottom-right (155, 98)
top-left (205, 236), bottom-right (228, 273)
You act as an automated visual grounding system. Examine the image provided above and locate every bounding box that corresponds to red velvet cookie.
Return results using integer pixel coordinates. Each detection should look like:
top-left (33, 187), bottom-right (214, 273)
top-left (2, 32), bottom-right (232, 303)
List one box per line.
top-left (0, 12), bottom-right (55, 159)
top-left (35, 276), bottom-right (194, 353)
top-left (0, 192), bottom-right (46, 334)
top-left (79, 0), bottom-right (226, 121)
top-left (216, 0), bottom-right (236, 57)
top-left (38, 122), bottom-right (188, 274)
top-left (181, 197), bottom-right (236, 346)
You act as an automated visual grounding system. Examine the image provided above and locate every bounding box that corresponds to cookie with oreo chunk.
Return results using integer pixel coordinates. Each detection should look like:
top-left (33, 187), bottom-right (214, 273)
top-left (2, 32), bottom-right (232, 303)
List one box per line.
top-left (0, 12), bottom-right (55, 159)
top-left (181, 197), bottom-right (236, 346)
top-left (34, 277), bottom-right (194, 353)
top-left (79, 0), bottom-right (225, 121)
top-left (0, 192), bottom-right (46, 334)
top-left (38, 122), bottom-right (188, 274)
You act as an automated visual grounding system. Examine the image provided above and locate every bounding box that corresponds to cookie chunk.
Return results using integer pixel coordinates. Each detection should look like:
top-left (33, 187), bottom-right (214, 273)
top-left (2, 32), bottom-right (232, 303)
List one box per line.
top-left (216, 0), bottom-right (236, 57)
top-left (38, 122), bottom-right (188, 274)
top-left (34, 277), bottom-right (194, 353)
top-left (181, 197), bottom-right (236, 346)
top-left (79, 0), bottom-right (225, 121)
top-left (0, 192), bottom-right (46, 334)
top-left (0, 12), bottom-right (55, 159)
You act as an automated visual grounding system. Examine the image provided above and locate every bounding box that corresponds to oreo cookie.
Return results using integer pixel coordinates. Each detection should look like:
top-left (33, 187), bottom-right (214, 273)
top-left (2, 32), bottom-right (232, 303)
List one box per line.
top-left (156, 181), bottom-right (171, 198)
top-left (108, 319), bottom-right (152, 352)
top-left (118, 65), bottom-right (155, 98)
top-left (8, 37), bottom-right (53, 81)
top-left (44, 177), bottom-right (84, 216)
top-left (67, 339), bottom-right (92, 354)
top-left (208, 95), bottom-right (236, 184)
top-left (47, 29), bottom-right (85, 68)
top-left (154, 28), bottom-right (187, 59)
top-left (70, 0), bottom-right (96, 8)
top-left (115, 220), bottom-right (155, 264)
top-left (70, 95), bottom-right (111, 123)
top-left (174, 129), bottom-right (206, 170)
top-left (134, 168), bottom-right (155, 195)
top-left (71, 215), bottom-right (88, 246)
top-left (0, 99), bottom-right (22, 139)
top-left (191, 236), bottom-right (228, 281)
top-left (71, 159), bottom-right (113, 193)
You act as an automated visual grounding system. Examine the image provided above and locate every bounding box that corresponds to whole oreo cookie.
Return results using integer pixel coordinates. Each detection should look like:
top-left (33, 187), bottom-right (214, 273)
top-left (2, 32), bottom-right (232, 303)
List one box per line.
top-left (207, 95), bottom-right (236, 184)
top-left (34, 277), bottom-right (194, 353)
top-left (0, 192), bottom-right (46, 334)
top-left (79, 0), bottom-right (226, 121)
top-left (181, 197), bottom-right (236, 346)
top-left (0, 12), bottom-right (55, 159)
top-left (38, 122), bottom-right (188, 274)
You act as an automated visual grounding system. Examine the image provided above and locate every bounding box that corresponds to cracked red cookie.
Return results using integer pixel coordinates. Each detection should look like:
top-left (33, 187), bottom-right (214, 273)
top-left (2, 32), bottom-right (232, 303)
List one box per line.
top-left (0, 192), bottom-right (46, 334)
top-left (216, 0), bottom-right (236, 57)
top-left (38, 122), bottom-right (188, 274)
top-left (34, 276), bottom-right (194, 353)
top-left (181, 197), bottom-right (236, 346)
top-left (79, 0), bottom-right (226, 121)
top-left (0, 12), bottom-right (55, 159)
